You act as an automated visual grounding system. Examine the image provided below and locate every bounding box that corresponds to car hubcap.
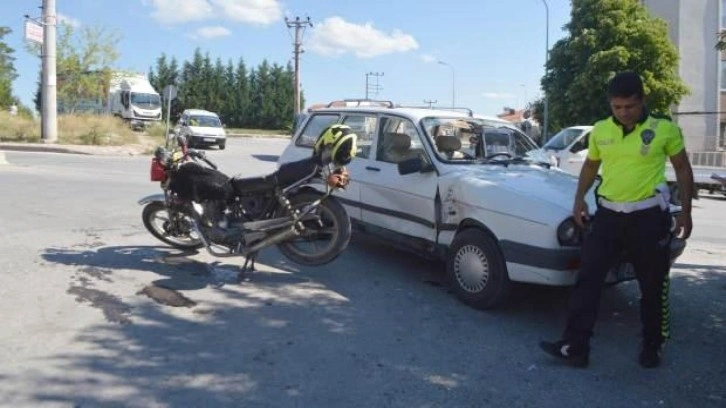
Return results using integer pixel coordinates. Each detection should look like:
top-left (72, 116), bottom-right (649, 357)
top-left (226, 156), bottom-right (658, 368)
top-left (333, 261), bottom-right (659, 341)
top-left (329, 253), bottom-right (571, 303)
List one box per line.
top-left (454, 245), bottom-right (489, 293)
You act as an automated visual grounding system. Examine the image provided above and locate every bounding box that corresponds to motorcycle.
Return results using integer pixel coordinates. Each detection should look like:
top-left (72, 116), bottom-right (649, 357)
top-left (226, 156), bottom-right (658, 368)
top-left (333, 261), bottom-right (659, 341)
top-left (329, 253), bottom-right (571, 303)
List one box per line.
top-left (138, 135), bottom-right (352, 273)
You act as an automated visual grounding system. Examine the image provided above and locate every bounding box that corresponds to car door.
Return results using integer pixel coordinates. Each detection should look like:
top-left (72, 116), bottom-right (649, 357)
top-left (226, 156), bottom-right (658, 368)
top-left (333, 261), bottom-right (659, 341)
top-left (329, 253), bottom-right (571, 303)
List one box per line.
top-left (359, 115), bottom-right (438, 244)
top-left (337, 113), bottom-right (379, 221)
top-left (281, 113), bottom-right (363, 221)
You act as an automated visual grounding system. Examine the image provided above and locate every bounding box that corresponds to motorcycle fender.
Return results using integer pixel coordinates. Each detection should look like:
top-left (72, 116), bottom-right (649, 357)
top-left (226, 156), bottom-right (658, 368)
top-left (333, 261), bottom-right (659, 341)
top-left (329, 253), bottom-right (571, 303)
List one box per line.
top-left (138, 193), bottom-right (166, 206)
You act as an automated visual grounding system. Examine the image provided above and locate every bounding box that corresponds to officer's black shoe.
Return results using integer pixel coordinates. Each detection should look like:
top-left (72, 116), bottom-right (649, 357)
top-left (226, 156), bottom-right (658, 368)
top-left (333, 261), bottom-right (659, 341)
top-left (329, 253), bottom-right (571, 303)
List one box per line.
top-left (639, 345), bottom-right (662, 368)
top-left (539, 340), bottom-right (589, 368)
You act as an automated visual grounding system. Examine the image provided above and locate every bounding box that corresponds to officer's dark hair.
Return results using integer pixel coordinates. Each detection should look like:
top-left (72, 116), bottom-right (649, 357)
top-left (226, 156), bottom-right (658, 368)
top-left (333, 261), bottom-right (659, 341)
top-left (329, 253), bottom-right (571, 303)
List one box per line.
top-left (607, 71), bottom-right (644, 100)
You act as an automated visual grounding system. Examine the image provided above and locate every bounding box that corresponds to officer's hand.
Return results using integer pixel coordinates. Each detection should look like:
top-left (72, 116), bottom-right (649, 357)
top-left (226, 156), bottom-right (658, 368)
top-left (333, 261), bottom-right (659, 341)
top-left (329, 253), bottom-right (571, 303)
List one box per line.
top-left (573, 199), bottom-right (589, 229)
top-left (674, 212), bottom-right (692, 240)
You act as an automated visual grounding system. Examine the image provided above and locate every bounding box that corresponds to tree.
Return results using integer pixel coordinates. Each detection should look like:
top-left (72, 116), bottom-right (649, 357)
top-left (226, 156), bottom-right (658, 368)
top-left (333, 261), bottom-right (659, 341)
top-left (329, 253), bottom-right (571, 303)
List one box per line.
top-left (33, 22), bottom-right (121, 113)
top-left (0, 26), bottom-right (18, 109)
top-left (716, 30), bottom-right (726, 51)
top-left (149, 54), bottom-right (180, 120)
top-left (541, 0), bottom-right (688, 132)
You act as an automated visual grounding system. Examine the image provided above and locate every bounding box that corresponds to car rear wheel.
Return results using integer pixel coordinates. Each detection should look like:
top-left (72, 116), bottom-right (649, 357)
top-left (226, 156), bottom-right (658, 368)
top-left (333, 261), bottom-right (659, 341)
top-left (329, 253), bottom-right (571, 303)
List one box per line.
top-left (446, 228), bottom-right (510, 309)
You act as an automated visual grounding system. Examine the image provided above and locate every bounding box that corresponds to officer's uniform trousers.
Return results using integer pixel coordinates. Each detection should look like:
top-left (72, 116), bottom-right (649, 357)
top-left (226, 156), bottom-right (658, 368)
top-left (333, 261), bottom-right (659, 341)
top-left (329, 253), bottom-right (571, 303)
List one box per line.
top-left (563, 204), bottom-right (672, 349)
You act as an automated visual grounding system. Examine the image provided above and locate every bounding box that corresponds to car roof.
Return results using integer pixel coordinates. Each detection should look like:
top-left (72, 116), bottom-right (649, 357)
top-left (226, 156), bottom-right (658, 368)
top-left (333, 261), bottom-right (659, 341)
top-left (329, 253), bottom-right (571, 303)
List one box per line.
top-left (183, 109), bottom-right (218, 116)
top-left (567, 125), bottom-right (593, 130)
top-left (308, 106), bottom-right (474, 122)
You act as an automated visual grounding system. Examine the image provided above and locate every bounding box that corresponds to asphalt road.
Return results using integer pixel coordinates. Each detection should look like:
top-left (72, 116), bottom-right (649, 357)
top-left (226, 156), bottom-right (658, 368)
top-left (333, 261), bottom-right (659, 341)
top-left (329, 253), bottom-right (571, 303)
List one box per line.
top-left (1, 138), bottom-right (725, 408)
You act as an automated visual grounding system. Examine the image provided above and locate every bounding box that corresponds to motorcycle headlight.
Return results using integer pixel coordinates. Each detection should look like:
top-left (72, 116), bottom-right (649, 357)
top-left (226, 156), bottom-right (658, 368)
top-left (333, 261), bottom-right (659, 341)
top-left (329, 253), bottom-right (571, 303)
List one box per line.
top-left (557, 217), bottom-right (583, 247)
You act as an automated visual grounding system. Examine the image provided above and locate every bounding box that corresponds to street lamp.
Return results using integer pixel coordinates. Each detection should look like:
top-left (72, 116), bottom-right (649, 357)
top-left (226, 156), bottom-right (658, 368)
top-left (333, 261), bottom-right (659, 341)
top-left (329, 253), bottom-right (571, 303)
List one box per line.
top-left (438, 60), bottom-right (455, 108)
top-left (540, 0), bottom-right (550, 142)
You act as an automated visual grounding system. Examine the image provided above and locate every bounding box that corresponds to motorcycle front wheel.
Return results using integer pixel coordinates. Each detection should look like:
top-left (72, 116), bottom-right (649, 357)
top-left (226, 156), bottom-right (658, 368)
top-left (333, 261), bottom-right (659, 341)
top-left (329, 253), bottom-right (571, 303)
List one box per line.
top-left (142, 201), bottom-right (204, 250)
top-left (276, 191), bottom-right (351, 266)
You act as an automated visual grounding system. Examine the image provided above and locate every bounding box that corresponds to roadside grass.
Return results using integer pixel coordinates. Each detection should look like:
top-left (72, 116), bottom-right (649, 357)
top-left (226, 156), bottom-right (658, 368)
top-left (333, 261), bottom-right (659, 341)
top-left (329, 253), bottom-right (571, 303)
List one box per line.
top-left (0, 112), bottom-right (139, 145)
top-left (0, 112), bottom-right (289, 146)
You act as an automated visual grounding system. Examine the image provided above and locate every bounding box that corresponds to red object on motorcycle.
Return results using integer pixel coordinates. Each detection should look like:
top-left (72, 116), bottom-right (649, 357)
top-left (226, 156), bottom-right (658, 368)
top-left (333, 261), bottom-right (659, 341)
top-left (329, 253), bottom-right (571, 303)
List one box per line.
top-left (150, 158), bottom-right (166, 182)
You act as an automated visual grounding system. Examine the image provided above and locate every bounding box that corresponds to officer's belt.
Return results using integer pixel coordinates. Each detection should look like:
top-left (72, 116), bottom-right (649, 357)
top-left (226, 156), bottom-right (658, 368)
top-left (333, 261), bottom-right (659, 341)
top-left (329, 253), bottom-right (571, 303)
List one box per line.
top-left (598, 184), bottom-right (670, 213)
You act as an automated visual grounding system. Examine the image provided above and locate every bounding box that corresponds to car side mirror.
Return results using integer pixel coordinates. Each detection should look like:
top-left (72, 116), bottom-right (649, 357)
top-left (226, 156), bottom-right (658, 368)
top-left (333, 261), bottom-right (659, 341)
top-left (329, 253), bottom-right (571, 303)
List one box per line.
top-left (398, 156), bottom-right (434, 175)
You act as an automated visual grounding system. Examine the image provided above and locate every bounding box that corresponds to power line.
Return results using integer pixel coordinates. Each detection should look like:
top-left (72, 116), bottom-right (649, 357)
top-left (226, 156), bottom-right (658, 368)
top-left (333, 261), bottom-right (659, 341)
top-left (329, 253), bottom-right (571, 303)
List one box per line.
top-left (285, 16), bottom-right (312, 114)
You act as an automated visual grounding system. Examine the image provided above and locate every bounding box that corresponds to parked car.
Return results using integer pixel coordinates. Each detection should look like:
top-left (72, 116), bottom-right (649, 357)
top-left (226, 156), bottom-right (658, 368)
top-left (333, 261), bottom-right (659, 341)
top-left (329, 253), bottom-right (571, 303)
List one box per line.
top-left (277, 101), bottom-right (686, 309)
top-left (173, 109), bottom-right (227, 149)
top-left (526, 126), bottom-right (593, 174)
top-left (527, 125), bottom-right (718, 202)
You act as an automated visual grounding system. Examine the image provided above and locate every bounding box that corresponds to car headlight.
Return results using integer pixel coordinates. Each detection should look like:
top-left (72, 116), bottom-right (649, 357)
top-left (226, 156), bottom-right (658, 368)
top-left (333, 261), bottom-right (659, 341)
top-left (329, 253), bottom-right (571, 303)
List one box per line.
top-left (557, 217), bottom-right (583, 247)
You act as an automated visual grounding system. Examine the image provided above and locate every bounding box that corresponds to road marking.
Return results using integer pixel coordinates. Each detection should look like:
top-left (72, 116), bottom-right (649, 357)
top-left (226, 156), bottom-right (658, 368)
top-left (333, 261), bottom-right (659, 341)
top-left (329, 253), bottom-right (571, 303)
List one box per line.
top-left (0, 151), bottom-right (7, 165)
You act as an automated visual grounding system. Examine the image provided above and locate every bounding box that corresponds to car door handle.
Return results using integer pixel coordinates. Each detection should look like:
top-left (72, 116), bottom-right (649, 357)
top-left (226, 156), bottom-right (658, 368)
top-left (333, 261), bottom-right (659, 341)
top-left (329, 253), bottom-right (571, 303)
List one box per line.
top-left (365, 166), bottom-right (381, 172)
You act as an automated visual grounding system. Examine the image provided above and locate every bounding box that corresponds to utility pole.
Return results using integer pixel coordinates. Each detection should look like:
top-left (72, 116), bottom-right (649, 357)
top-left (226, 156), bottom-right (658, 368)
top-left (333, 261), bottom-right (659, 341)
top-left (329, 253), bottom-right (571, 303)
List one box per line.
top-left (423, 99), bottom-right (437, 108)
top-left (285, 16), bottom-right (312, 114)
top-left (365, 72), bottom-right (384, 99)
top-left (41, 0), bottom-right (57, 143)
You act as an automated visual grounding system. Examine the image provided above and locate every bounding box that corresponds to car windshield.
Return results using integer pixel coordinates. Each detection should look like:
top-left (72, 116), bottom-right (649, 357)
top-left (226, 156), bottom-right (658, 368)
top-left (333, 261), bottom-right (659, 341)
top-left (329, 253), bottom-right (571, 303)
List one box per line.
top-left (130, 92), bottom-right (161, 109)
top-left (421, 117), bottom-right (539, 162)
top-left (542, 128), bottom-right (584, 151)
top-left (188, 115), bottom-right (222, 127)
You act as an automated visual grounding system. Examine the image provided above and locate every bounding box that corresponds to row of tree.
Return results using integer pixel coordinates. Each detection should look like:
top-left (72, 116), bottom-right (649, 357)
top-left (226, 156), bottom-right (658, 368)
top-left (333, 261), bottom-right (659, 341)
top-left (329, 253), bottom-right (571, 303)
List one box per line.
top-left (148, 50), bottom-right (301, 130)
top-left (26, 23), bottom-right (299, 129)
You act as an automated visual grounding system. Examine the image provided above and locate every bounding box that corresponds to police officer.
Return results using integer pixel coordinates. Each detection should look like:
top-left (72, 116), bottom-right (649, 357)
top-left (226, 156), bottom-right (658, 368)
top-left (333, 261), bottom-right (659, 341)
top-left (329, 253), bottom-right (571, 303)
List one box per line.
top-left (539, 71), bottom-right (694, 368)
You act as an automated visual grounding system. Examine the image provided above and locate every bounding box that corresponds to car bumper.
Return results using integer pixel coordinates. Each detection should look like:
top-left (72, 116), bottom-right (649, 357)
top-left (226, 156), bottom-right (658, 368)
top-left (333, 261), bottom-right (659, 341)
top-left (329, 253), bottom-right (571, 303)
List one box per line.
top-left (189, 135), bottom-right (226, 145)
top-left (505, 237), bottom-right (687, 286)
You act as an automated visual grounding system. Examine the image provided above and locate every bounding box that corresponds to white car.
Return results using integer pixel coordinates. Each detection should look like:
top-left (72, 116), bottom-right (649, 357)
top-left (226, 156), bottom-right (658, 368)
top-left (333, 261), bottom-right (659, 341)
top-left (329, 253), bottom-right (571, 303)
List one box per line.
top-left (277, 102), bottom-right (685, 309)
top-left (527, 125), bottom-right (593, 175)
top-left (174, 109), bottom-right (227, 150)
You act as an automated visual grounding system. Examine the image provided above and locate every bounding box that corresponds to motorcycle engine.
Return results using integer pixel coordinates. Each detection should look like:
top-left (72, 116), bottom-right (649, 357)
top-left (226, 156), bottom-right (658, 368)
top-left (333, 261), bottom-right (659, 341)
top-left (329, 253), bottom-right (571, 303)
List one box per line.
top-left (197, 201), bottom-right (240, 246)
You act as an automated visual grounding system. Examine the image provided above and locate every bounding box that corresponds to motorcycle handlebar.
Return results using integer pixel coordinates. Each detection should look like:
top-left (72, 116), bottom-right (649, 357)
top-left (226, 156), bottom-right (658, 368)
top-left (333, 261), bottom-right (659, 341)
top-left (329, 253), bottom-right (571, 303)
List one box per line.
top-left (188, 149), bottom-right (218, 170)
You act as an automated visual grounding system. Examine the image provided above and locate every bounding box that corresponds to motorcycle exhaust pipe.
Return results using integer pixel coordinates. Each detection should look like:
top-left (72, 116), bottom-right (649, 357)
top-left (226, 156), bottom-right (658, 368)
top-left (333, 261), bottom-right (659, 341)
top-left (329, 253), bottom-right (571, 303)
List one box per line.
top-left (190, 221), bottom-right (239, 258)
top-left (244, 227), bottom-right (299, 255)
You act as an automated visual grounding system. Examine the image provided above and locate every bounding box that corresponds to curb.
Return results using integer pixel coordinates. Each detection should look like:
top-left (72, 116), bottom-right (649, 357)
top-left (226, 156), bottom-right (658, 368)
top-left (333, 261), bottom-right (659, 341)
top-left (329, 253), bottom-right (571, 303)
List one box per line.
top-left (0, 144), bottom-right (92, 156)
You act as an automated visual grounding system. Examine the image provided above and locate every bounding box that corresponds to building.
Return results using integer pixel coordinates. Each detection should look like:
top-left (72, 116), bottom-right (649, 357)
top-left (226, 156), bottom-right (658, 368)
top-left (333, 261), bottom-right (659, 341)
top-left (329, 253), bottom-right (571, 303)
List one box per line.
top-left (641, 0), bottom-right (724, 163)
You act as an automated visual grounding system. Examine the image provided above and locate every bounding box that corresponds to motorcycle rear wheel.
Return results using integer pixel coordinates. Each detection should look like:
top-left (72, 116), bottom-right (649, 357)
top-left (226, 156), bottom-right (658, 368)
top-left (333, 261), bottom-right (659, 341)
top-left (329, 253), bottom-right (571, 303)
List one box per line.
top-left (142, 201), bottom-right (204, 249)
top-left (276, 191), bottom-right (351, 266)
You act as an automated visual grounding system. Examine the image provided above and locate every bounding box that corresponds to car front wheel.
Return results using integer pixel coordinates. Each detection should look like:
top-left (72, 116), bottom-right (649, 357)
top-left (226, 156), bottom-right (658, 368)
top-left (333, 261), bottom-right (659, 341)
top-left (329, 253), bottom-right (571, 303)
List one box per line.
top-left (447, 228), bottom-right (510, 309)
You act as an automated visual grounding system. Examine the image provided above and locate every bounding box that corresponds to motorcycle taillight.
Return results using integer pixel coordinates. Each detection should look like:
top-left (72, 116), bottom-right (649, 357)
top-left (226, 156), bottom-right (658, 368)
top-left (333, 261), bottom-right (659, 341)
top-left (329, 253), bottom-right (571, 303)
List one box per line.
top-left (150, 158), bottom-right (167, 182)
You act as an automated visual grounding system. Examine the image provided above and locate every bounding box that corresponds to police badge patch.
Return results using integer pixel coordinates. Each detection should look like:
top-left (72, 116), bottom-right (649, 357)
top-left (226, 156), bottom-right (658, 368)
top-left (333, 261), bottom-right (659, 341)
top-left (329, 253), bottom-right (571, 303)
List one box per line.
top-left (640, 129), bottom-right (656, 155)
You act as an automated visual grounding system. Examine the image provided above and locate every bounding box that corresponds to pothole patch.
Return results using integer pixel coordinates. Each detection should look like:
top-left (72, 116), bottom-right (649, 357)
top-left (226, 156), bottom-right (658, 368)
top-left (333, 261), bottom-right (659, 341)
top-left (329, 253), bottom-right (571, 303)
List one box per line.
top-left (138, 284), bottom-right (197, 307)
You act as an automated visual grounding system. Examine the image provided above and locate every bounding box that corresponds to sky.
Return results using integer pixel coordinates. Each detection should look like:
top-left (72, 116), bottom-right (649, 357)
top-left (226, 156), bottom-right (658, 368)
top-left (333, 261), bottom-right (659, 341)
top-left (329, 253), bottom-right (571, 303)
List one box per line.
top-left (0, 0), bottom-right (573, 117)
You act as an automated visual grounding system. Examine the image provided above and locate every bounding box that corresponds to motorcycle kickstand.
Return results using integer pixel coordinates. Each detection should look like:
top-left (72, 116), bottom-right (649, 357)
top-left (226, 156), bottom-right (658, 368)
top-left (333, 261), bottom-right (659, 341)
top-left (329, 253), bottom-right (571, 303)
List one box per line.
top-left (238, 252), bottom-right (258, 281)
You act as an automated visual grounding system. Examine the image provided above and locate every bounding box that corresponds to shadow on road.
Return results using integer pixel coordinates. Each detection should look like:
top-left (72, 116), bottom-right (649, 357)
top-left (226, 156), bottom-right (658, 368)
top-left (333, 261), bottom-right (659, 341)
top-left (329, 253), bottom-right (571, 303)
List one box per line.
top-left (18, 236), bottom-right (726, 407)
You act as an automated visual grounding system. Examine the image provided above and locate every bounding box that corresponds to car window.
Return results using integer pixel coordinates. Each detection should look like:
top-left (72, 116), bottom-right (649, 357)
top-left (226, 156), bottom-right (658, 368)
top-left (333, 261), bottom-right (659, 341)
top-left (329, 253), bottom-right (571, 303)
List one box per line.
top-left (342, 114), bottom-right (377, 159)
top-left (482, 127), bottom-right (537, 157)
top-left (296, 114), bottom-right (340, 147)
top-left (188, 115), bottom-right (221, 127)
top-left (542, 128), bottom-right (584, 151)
top-left (376, 116), bottom-right (426, 164)
top-left (570, 132), bottom-right (589, 153)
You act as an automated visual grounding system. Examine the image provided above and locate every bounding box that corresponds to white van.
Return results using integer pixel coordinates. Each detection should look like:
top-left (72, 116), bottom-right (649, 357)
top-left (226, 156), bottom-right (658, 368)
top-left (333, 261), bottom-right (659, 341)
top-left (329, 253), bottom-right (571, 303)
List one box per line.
top-left (174, 109), bottom-right (227, 150)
